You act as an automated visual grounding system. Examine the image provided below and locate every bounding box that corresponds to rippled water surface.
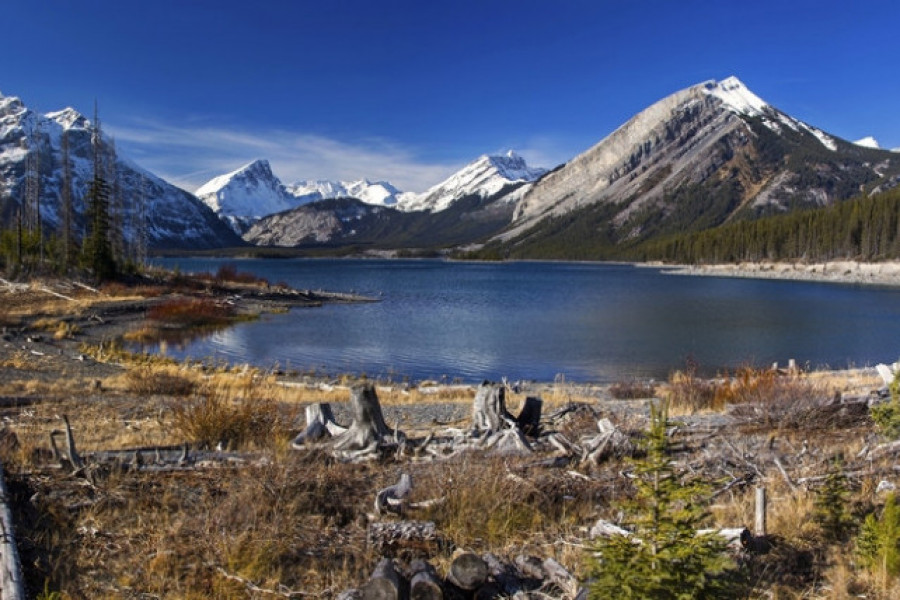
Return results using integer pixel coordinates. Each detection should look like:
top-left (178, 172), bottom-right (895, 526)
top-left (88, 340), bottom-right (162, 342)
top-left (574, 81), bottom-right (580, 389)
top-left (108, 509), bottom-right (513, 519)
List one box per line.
top-left (150, 258), bottom-right (900, 383)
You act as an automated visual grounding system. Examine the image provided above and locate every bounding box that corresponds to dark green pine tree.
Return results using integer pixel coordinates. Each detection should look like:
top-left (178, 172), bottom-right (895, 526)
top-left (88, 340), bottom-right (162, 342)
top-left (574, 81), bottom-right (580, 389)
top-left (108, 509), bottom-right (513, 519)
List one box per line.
top-left (587, 401), bottom-right (735, 599)
top-left (82, 102), bottom-right (117, 281)
top-left (83, 173), bottom-right (116, 280)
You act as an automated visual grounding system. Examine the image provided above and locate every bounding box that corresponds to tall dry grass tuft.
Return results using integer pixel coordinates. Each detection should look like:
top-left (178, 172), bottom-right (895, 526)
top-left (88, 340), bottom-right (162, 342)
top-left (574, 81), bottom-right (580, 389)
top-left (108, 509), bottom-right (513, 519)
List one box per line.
top-left (170, 373), bottom-right (297, 450)
top-left (125, 365), bottom-right (198, 397)
top-left (417, 457), bottom-right (600, 551)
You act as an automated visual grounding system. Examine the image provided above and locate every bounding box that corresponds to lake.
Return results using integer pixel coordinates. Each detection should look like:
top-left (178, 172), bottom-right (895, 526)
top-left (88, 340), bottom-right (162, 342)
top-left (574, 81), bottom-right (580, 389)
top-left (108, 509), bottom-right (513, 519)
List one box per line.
top-left (149, 258), bottom-right (900, 384)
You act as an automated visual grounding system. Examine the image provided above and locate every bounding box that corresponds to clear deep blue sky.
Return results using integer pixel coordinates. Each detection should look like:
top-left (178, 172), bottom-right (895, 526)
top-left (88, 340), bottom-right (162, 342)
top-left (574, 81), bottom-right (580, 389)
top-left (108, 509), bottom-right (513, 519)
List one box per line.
top-left (6, 0), bottom-right (899, 192)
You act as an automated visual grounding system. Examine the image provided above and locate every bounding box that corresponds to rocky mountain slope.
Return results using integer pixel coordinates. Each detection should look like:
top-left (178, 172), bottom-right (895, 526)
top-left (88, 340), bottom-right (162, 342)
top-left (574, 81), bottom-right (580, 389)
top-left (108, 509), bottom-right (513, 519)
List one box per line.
top-left (492, 76), bottom-right (900, 256)
top-left (0, 92), bottom-right (240, 250)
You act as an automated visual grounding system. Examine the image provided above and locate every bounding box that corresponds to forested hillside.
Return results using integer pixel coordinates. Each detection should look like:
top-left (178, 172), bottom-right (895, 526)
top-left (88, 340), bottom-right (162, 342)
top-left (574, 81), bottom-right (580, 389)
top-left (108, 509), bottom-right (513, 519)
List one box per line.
top-left (630, 186), bottom-right (900, 264)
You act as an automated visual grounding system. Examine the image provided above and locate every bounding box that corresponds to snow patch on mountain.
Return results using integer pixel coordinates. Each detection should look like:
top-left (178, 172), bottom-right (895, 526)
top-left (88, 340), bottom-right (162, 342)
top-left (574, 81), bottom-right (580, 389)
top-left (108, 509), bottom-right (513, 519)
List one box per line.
top-left (854, 136), bottom-right (880, 149)
top-left (398, 151), bottom-right (546, 212)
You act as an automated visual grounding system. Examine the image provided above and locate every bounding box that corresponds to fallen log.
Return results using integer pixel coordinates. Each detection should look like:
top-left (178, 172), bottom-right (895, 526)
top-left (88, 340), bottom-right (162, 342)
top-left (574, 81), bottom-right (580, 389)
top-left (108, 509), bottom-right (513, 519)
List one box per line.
top-left (446, 551), bottom-right (488, 590)
top-left (410, 559), bottom-right (442, 600)
top-left (0, 462), bottom-right (25, 600)
top-left (363, 558), bottom-right (403, 600)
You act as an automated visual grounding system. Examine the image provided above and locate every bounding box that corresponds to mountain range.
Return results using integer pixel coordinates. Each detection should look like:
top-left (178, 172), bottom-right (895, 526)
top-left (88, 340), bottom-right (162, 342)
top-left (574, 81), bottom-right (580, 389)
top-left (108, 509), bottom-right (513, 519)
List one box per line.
top-left (0, 91), bottom-right (240, 251)
top-left (1, 76), bottom-right (899, 259)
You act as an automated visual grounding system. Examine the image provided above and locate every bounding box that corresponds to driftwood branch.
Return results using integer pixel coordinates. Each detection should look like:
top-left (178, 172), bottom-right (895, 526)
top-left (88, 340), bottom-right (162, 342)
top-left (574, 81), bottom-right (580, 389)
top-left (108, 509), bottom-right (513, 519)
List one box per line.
top-left (0, 462), bottom-right (25, 600)
top-left (375, 473), bottom-right (412, 516)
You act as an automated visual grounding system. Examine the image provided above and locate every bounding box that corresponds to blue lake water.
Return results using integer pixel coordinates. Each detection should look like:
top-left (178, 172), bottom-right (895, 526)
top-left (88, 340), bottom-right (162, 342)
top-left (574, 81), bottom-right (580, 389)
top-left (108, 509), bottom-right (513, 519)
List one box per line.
top-left (150, 258), bottom-right (900, 384)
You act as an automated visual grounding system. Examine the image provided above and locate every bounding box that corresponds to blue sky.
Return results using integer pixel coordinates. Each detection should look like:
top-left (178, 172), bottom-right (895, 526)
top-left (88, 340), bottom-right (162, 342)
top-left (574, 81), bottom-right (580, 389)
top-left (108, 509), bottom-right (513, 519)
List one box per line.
top-left (5, 0), bottom-right (899, 192)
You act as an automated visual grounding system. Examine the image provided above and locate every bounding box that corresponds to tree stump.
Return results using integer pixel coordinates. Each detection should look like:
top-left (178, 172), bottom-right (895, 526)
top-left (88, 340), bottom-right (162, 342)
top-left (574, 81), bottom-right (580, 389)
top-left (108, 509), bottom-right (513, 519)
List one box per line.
top-left (333, 384), bottom-right (395, 453)
top-left (291, 402), bottom-right (347, 448)
top-left (472, 382), bottom-right (513, 433)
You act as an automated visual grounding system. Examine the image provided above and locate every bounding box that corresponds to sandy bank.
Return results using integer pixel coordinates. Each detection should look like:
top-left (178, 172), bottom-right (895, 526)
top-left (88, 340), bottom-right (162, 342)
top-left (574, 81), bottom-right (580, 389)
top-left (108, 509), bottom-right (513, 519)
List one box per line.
top-left (653, 260), bottom-right (900, 287)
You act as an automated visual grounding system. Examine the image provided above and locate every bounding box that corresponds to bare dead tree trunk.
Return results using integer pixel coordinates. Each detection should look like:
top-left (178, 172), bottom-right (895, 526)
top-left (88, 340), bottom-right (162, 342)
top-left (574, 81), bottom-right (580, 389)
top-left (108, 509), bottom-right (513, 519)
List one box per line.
top-left (0, 462), bottom-right (25, 600)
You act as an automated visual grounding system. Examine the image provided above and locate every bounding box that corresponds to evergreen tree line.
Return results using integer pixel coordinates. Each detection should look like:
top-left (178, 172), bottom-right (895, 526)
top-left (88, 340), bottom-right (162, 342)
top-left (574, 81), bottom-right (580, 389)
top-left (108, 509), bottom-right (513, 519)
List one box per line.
top-left (0, 107), bottom-right (147, 280)
top-left (630, 186), bottom-right (900, 264)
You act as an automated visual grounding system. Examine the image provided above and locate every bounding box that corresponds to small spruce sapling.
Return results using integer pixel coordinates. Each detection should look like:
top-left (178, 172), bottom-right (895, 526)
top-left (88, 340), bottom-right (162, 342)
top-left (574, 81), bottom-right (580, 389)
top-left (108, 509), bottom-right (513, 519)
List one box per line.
top-left (587, 400), bottom-right (735, 599)
top-left (856, 492), bottom-right (900, 587)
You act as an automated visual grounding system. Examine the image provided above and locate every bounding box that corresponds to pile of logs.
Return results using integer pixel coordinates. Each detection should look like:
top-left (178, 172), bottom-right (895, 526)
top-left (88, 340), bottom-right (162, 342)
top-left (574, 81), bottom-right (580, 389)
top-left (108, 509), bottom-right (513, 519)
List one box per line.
top-left (339, 552), bottom-right (584, 600)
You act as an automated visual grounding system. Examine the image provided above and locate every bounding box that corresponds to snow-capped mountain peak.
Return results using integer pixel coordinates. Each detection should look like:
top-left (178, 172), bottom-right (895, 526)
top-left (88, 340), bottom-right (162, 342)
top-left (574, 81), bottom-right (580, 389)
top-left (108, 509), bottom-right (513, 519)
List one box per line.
top-left (702, 76), bottom-right (837, 152)
top-left (853, 136), bottom-right (880, 149)
top-left (45, 107), bottom-right (89, 130)
top-left (196, 159), bottom-right (293, 230)
top-left (703, 76), bottom-right (768, 117)
top-left (398, 151), bottom-right (547, 212)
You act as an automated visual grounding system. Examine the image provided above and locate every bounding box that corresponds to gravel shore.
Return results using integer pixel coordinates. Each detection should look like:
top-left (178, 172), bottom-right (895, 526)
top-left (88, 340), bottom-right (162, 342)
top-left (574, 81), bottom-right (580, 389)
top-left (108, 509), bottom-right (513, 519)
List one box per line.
top-left (653, 260), bottom-right (900, 287)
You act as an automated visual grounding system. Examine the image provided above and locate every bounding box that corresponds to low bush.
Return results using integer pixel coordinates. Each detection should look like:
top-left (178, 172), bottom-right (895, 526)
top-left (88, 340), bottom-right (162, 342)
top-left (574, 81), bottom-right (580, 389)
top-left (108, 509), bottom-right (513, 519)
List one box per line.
top-left (609, 380), bottom-right (657, 399)
top-left (147, 297), bottom-right (235, 327)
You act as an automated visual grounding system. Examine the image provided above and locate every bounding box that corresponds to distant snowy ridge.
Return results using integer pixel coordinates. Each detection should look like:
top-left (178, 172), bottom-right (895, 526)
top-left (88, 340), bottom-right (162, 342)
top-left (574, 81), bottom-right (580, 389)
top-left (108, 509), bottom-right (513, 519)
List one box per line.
top-left (397, 151), bottom-right (547, 212)
top-left (197, 150), bottom-right (546, 229)
top-left (285, 178), bottom-right (403, 207)
top-left (703, 76), bottom-right (838, 151)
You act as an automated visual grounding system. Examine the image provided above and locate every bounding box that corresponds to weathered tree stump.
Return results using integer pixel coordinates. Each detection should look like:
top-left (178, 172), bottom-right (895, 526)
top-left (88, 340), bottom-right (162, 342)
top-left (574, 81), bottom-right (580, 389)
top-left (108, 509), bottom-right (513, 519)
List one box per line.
top-left (447, 551), bottom-right (488, 590)
top-left (333, 384), bottom-right (396, 455)
top-left (362, 558), bottom-right (403, 600)
top-left (472, 382), bottom-right (513, 433)
top-left (291, 402), bottom-right (347, 448)
top-left (410, 559), bottom-right (443, 600)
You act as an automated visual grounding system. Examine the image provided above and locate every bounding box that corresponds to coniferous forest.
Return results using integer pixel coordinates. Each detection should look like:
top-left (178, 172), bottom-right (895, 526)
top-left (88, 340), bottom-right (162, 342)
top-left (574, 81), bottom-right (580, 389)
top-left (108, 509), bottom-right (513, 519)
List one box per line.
top-left (630, 186), bottom-right (900, 264)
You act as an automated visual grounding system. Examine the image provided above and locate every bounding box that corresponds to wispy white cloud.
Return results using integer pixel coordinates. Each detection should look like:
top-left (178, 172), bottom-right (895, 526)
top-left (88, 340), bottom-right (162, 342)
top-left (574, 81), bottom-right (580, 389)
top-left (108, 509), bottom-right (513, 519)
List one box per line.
top-left (107, 118), bottom-right (465, 194)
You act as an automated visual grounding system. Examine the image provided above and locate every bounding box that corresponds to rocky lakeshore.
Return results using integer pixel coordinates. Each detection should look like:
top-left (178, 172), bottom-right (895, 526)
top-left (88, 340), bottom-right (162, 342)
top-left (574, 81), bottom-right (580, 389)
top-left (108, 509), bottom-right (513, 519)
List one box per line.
top-left (655, 260), bottom-right (900, 287)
